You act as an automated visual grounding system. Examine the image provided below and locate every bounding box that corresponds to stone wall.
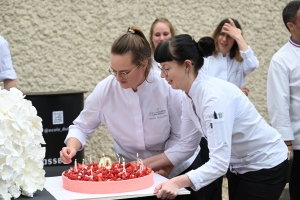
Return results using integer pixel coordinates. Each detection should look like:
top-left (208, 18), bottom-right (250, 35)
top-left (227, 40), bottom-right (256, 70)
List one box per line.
top-left (0, 0), bottom-right (292, 160)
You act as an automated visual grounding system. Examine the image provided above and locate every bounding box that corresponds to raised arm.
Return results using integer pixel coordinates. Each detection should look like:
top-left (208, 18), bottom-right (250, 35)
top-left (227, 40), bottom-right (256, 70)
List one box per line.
top-left (223, 18), bottom-right (259, 76)
top-left (222, 18), bottom-right (248, 52)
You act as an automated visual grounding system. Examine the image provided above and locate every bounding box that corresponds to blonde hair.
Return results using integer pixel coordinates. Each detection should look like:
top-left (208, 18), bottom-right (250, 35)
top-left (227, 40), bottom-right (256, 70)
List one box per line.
top-left (149, 18), bottom-right (175, 53)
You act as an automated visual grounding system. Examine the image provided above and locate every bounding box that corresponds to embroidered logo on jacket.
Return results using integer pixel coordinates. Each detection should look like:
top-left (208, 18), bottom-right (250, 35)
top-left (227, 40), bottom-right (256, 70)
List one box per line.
top-left (149, 108), bottom-right (168, 120)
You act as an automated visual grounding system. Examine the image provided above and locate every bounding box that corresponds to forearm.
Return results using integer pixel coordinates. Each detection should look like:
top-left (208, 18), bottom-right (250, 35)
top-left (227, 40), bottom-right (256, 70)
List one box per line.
top-left (143, 153), bottom-right (173, 169)
top-left (66, 137), bottom-right (82, 151)
top-left (3, 79), bottom-right (17, 90)
top-left (234, 35), bottom-right (248, 52)
top-left (171, 174), bottom-right (193, 188)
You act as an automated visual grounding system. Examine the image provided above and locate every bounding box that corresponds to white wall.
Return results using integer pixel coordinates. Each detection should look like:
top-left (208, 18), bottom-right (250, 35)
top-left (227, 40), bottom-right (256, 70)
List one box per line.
top-left (0, 0), bottom-right (292, 159)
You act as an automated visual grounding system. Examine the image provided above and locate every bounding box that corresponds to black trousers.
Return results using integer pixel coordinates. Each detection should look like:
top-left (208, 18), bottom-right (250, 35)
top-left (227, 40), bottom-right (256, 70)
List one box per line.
top-left (178, 147), bottom-right (205, 200)
top-left (290, 150), bottom-right (300, 200)
top-left (227, 159), bottom-right (288, 200)
top-left (200, 138), bottom-right (223, 200)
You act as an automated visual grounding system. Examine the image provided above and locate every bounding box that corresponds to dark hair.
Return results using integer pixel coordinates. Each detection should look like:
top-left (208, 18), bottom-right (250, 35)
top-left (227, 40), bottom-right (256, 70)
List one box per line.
top-left (111, 26), bottom-right (152, 79)
top-left (212, 18), bottom-right (243, 62)
top-left (154, 34), bottom-right (215, 72)
top-left (149, 18), bottom-right (176, 53)
top-left (283, 1), bottom-right (300, 32)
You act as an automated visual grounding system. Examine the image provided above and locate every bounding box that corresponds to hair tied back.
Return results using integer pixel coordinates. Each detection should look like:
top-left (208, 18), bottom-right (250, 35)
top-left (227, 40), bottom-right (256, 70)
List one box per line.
top-left (197, 37), bottom-right (215, 58)
top-left (127, 28), bottom-right (135, 34)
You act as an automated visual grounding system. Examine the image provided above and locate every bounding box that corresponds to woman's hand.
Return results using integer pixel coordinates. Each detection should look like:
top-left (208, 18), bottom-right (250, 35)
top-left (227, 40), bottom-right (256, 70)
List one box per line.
top-left (240, 86), bottom-right (250, 96)
top-left (154, 174), bottom-right (192, 199)
top-left (154, 179), bottom-right (180, 200)
top-left (222, 18), bottom-right (248, 52)
top-left (60, 147), bottom-right (77, 164)
top-left (222, 18), bottom-right (242, 41)
top-left (285, 141), bottom-right (294, 160)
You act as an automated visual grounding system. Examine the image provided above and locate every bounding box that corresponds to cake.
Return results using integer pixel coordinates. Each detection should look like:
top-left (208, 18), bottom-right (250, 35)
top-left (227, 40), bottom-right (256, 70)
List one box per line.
top-left (62, 161), bottom-right (154, 194)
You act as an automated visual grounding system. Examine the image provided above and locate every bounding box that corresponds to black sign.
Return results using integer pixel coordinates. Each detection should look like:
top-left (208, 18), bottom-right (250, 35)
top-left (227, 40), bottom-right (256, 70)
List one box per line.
top-left (25, 91), bottom-right (86, 167)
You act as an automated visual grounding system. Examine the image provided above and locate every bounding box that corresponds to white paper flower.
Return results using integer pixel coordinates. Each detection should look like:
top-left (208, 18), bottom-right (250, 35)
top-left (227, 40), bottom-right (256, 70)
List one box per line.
top-left (0, 87), bottom-right (46, 200)
top-left (9, 185), bottom-right (21, 198)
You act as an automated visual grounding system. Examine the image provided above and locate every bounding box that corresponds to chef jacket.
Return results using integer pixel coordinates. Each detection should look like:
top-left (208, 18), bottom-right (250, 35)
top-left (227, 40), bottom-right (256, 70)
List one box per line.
top-left (65, 70), bottom-right (200, 177)
top-left (267, 38), bottom-right (300, 150)
top-left (0, 36), bottom-right (17, 82)
top-left (165, 67), bottom-right (288, 190)
top-left (203, 46), bottom-right (258, 87)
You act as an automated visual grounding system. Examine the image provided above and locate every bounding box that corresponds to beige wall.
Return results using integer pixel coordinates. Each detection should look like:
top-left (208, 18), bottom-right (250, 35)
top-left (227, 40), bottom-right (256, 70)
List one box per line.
top-left (0, 0), bottom-right (292, 160)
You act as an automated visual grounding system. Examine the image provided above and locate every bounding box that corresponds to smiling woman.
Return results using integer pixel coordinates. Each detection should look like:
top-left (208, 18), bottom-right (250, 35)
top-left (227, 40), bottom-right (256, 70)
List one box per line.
top-left (152, 34), bottom-right (288, 200)
top-left (149, 18), bottom-right (176, 72)
top-left (204, 18), bottom-right (259, 94)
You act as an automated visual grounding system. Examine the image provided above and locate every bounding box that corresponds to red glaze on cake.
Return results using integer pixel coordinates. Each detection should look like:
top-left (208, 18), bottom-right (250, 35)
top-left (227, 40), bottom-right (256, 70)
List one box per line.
top-left (62, 162), bottom-right (154, 194)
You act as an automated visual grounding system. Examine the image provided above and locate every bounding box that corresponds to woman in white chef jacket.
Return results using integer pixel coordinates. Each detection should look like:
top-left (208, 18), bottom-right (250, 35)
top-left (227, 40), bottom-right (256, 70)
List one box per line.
top-left (203, 18), bottom-right (259, 96)
top-left (149, 18), bottom-right (175, 72)
top-left (151, 34), bottom-right (288, 200)
top-left (60, 26), bottom-right (204, 199)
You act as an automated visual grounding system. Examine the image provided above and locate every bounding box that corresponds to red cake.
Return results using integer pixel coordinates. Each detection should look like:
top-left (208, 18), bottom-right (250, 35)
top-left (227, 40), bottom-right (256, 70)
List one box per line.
top-left (62, 161), bottom-right (154, 194)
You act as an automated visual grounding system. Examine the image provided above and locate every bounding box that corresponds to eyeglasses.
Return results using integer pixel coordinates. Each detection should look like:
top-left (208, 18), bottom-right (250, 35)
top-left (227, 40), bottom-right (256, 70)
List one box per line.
top-left (109, 65), bottom-right (139, 79)
top-left (158, 65), bottom-right (169, 76)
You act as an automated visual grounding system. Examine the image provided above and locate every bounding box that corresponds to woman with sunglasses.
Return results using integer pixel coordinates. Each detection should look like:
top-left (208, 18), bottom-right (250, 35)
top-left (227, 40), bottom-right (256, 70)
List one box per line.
top-left (60, 26), bottom-right (204, 199)
top-left (151, 34), bottom-right (288, 200)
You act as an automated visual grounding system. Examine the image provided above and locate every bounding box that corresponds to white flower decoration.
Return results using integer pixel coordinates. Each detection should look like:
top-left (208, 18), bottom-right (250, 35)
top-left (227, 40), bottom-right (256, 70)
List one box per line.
top-left (0, 87), bottom-right (46, 200)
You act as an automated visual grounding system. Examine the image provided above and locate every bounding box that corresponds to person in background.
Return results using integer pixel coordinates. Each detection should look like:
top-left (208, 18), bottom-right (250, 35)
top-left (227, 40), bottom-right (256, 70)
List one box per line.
top-left (149, 18), bottom-right (175, 71)
top-left (60, 26), bottom-right (204, 199)
top-left (200, 17), bottom-right (259, 200)
top-left (151, 34), bottom-right (288, 200)
top-left (0, 36), bottom-right (17, 90)
top-left (267, 1), bottom-right (300, 199)
top-left (204, 18), bottom-right (259, 96)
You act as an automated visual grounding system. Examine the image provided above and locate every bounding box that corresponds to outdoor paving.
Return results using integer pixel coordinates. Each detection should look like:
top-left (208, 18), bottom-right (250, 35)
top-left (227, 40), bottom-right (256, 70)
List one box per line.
top-left (221, 177), bottom-right (290, 200)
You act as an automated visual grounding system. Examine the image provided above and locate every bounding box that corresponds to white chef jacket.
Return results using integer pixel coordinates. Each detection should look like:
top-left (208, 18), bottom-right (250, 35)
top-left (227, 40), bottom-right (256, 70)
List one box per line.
top-left (267, 38), bottom-right (300, 150)
top-left (65, 70), bottom-right (200, 178)
top-left (164, 67), bottom-right (287, 190)
top-left (0, 36), bottom-right (17, 82)
top-left (203, 46), bottom-right (259, 87)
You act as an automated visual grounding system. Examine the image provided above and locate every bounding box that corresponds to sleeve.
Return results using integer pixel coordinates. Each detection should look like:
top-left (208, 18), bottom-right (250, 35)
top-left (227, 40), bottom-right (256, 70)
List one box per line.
top-left (164, 89), bottom-right (182, 150)
top-left (64, 84), bottom-right (103, 150)
top-left (240, 45), bottom-right (259, 76)
top-left (267, 57), bottom-right (294, 140)
top-left (164, 94), bottom-right (202, 166)
top-left (0, 38), bottom-right (17, 82)
top-left (187, 91), bottom-right (234, 191)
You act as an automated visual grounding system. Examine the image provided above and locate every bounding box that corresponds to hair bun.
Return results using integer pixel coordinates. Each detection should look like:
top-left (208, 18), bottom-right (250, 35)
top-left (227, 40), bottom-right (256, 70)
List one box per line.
top-left (197, 37), bottom-right (215, 57)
